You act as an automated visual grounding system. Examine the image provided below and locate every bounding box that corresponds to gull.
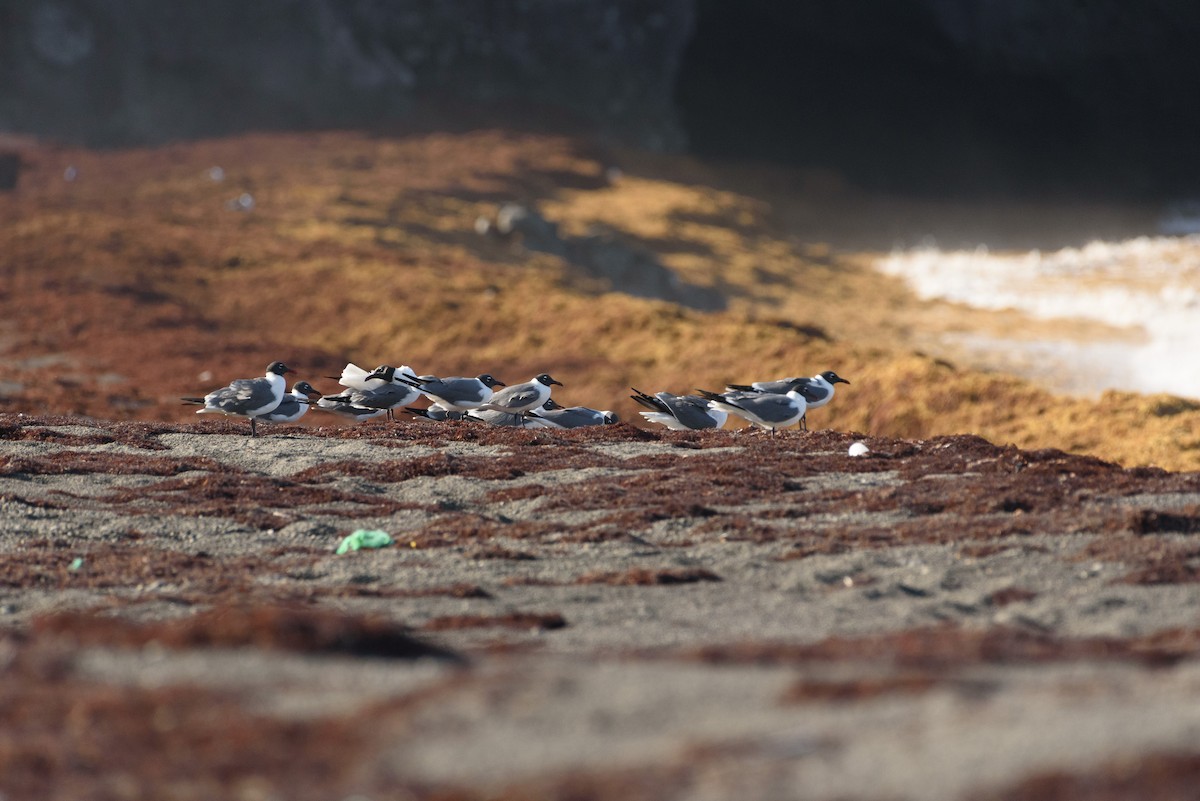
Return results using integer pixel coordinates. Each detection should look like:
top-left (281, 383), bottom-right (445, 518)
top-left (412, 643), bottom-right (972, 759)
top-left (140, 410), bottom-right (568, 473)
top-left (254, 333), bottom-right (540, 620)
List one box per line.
top-left (480, 374), bottom-right (562, 416)
top-left (724, 370), bottom-right (849, 430)
top-left (260, 381), bottom-right (320, 423)
top-left (401, 373), bottom-right (506, 412)
top-left (330, 362), bottom-right (419, 391)
top-left (696, 388), bottom-right (807, 436)
top-left (312, 392), bottom-right (388, 422)
top-left (355, 365), bottom-right (422, 420)
top-left (405, 406), bottom-right (467, 422)
top-left (630, 388), bottom-right (727, 431)
top-left (182, 361), bottom-right (294, 436)
top-left (465, 408), bottom-right (557, 428)
top-left (530, 399), bottom-right (618, 428)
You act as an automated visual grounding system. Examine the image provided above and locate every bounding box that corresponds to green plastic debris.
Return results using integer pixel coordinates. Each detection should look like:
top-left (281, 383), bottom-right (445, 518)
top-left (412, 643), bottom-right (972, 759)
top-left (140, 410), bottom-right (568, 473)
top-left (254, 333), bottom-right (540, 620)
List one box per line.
top-left (335, 529), bottom-right (393, 555)
top-left (67, 557), bottom-right (84, 572)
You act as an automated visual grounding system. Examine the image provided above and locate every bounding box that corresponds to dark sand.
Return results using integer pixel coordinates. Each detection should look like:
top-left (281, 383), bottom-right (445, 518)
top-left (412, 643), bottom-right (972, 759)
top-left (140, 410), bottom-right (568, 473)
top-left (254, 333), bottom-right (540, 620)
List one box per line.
top-left (2, 413), bottom-right (1200, 800)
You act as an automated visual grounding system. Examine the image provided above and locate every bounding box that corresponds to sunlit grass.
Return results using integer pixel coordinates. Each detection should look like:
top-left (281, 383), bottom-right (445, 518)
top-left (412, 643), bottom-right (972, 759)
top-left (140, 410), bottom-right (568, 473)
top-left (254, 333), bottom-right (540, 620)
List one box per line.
top-left (5, 129), bottom-right (1200, 469)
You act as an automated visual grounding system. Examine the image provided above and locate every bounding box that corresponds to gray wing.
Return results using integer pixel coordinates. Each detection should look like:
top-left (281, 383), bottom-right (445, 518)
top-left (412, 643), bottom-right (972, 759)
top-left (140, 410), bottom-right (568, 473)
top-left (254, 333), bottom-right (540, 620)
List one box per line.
top-left (323, 388), bottom-right (372, 404)
top-left (263, 396), bottom-right (303, 421)
top-left (538, 408), bottom-right (603, 428)
top-left (486, 384), bottom-right (541, 410)
top-left (418, 406), bottom-right (465, 421)
top-left (792, 379), bottom-right (831, 404)
top-left (424, 377), bottom-right (488, 405)
top-left (205, 377), bottom-right (275, 413)
top-left (664, 394), bottom-right (721, 429)
top-left (751, 377), bottom-right (805, 394)
top-left (315, 397), bottom-right (385, 419)
top-left (735, 393), bottom-right (804, 423)
top-left (354, 383), bottom-right (419, 410)
top-left (467, 409), bottom-right (528, 427)
top-left (715, 390), bottom-right (761, 403)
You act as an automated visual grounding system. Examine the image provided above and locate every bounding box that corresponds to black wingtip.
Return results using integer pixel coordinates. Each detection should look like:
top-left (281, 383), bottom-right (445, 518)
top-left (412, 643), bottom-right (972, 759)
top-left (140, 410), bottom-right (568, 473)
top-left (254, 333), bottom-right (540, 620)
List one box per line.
top-left (629, 390), bottom-right (665, 413)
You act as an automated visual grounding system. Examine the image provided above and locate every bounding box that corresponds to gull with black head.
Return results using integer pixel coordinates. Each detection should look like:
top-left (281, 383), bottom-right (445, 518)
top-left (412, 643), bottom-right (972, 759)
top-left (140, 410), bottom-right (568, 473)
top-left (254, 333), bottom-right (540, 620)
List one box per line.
top-left (724, 370), bottom-right (849, 430)
top-left (353, 365), bottom-right (422, 420)
top-left (401, 373), bottom-right (506, 413)
top-left (531, 398), bottom-right (618, 429)
top-left (260, 381), bottom-right (320, 424)
top-left (182, 361), bottom-right (294, 436)
top-left (697, 387), bottom-right (807, 437)
top-left (481, 374), bottom-right (563, 419)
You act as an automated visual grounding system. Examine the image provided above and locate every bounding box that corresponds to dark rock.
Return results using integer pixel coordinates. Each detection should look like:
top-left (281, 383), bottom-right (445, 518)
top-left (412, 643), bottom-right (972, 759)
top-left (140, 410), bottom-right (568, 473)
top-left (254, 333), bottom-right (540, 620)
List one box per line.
top-left (4, 1), bottom-right (1200, 195)
top-left (0, 152), bottom-right (18, 190)
top-left (678, 0), bottom-right (1200, 197)
top-left (0, 0), bottom-right (693, 149)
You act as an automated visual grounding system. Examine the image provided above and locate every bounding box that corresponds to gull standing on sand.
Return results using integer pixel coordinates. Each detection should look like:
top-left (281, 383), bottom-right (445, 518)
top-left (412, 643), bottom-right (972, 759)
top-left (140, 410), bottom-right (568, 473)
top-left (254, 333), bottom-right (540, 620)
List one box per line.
top-left (354, 365), bottom-right (422, 420)
top-left (481, 374), bottom-right (563, 416)
top-left (260, 381), bottom-right (320, 423)
top-left (181, 361), bottom-right (294, 436)
top-left (725, 370), bottom-right (849, 430)
top-left (697, 388), bottom-right (807, 436)
top-left (630, 388), bottom-right (728, 431)
top-left (402, 373), bottom-right (506, 412)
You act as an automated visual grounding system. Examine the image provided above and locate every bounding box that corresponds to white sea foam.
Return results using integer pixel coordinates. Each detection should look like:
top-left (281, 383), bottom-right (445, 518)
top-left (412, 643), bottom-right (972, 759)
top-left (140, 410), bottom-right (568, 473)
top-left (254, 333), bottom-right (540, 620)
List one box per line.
top-left (877, 236), bottom-right (1200, 398)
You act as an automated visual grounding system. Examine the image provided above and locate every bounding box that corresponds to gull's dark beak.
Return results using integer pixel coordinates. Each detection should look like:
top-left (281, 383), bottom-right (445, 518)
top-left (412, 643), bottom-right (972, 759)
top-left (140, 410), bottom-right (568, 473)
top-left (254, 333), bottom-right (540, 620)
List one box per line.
top-left (551, 379), bottom-right (563, 387)
top-left (837, 377), bottom-right (851, 385)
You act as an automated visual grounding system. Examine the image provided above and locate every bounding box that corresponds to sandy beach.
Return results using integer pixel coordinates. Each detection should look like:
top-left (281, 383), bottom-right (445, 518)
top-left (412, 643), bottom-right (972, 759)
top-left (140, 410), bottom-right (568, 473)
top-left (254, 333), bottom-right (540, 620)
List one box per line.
top-left (3, 412), bottom-right (1199, 799)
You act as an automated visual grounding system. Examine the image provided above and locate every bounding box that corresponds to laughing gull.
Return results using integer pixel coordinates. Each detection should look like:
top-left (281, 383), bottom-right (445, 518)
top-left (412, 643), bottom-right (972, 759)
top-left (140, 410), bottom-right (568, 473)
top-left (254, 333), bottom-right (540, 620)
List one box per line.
top-left (182, 361), bottom-right (294, 436)
top-left (724, 370), bottom-right (849, 430)
top-left (356, 365), bottom-right (422, 420)
top-left (481, 374), bottom-right (562, 416)
top-left (260, 381), bottom-right (320, 423)
top-left (401, 373), bottom-right (506, 412)
top-left (630, 388), bottom-right (728, 431)
top-left (331, 362), bottom-right (420, 391)
top-left (404, 406), bottom-right (467, 422)
top-left (697, 388), bottom-right (807, 436)
top-left (530, 399), bottom-right (618, 428)
top-left (312, 393), bottom-right (388, 422)
top-left (465, 408), bottom-right (557, 428)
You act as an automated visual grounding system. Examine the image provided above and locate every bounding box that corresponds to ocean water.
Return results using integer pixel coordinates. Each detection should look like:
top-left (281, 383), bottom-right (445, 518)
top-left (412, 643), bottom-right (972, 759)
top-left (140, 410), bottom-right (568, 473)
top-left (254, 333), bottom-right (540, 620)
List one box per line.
top-left (877, 236), bottom-right (1200, 398)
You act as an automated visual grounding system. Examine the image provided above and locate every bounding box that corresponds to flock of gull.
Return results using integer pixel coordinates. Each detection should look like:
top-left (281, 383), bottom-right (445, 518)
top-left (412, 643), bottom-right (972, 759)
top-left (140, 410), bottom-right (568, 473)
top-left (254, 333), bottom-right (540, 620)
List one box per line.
top-left (183, 361), bottom-right (849, 437)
